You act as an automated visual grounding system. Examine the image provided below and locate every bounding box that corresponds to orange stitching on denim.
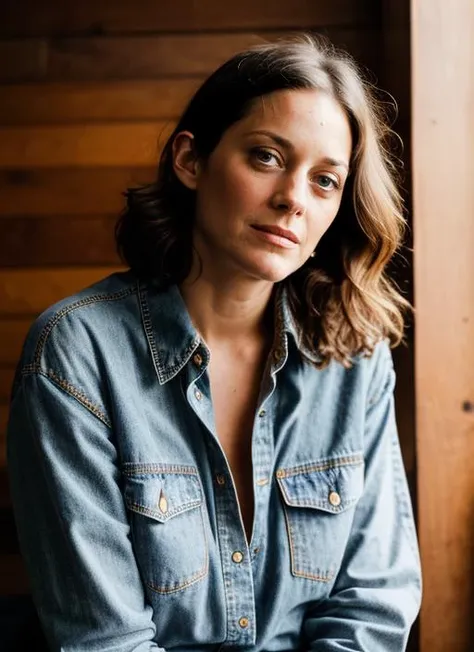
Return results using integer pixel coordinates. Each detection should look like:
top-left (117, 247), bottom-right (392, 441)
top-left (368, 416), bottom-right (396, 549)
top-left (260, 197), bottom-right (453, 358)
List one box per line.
top-left (281, 501), bottom-right (334, 582)
top-left (33, 286), bottom-right (137, 367)
top-left (21, 367), bottom-right (111, 428)
top-left (45, 369), bottom-right (111, 428)
top-left (123, 463), bottom-right (199, 476)
top-left (126, 500), bottom-right (202, 520)
top-left (276, 454), bottom-right (364, 479)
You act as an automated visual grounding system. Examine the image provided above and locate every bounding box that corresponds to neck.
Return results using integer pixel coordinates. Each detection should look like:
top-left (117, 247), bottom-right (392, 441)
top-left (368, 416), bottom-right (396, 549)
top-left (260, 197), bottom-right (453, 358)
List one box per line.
top-left (179, 274), bottom-right (275, 347)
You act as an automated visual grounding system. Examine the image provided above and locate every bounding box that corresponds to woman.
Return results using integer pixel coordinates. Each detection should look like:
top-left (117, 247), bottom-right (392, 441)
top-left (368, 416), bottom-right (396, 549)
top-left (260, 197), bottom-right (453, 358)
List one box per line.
top-left (7, 35), bottom-right (421, 651)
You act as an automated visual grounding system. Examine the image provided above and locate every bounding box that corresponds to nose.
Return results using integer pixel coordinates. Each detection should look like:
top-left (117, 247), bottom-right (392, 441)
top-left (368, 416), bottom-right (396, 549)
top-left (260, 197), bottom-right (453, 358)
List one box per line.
top-left (270, 171), bottom-right (307, 217)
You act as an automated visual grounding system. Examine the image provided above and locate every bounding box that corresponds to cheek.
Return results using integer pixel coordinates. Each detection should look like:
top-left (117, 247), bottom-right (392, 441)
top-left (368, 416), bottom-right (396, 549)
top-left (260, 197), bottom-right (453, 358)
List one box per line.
top-left (203, 154), bottom-right (270, 216)
top-left (220, 167), bottom-right (268, 213)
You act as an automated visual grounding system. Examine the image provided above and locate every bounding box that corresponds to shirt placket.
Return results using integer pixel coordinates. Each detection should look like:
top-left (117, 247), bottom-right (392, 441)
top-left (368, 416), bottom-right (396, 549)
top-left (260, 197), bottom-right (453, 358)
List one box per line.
top-left (186, 348), bottom-right (257, 647)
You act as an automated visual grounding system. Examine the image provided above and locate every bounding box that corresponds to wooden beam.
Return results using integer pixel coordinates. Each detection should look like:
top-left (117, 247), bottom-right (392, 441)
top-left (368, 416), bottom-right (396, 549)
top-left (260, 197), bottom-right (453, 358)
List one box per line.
top-left (0, 39), bottom-right (46, 82)
top-left (0, 267), bottom-right (122, 316)
top-left (0, 320), bottom-right (32, 366)
top-left (0, 215), bottom-right (119, 267)
top-left (0, 79), bottom-right (202, 126)
top-left (0, 0), bottom-right (380, 37)
top-left (0, 167), bottom-right (155, 217)
top-left (412, 1), bottom-right (474, 650)
top-left (0, 30), bottom-right (381, 83)
top-left (0, 122), bottom-right (173, 168)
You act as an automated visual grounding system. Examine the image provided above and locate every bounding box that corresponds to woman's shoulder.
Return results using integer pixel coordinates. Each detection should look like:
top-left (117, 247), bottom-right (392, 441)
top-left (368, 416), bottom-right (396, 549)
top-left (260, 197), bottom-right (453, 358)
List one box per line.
top-left (17, 269), bottom-right (141, 375)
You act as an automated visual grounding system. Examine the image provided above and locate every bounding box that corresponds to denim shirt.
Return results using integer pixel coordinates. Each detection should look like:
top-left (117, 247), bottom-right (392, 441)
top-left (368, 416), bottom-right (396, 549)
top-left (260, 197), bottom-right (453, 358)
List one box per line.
top-left (7, 271), bottom-right (421, 652)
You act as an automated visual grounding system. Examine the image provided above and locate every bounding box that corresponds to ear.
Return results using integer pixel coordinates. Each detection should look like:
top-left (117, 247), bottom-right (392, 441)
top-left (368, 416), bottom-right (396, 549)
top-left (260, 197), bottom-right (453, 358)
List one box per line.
top-left (172, 131), bottom-right (200, 190)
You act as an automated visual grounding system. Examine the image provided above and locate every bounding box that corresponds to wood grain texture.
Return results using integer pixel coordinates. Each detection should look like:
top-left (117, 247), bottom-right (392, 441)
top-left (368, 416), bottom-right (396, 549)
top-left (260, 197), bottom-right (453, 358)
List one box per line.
top-left (0, 39), bottom-right (46, 82)
top-left (412, 1), bottom-right (474, 650)
top-left (46, 32), bottom-right (270, 81)
top-left (0, 121), bottom-right (173, 168)
top-left (0, 30), bottom-right (381, 83)
top-left (0, 167), bottom-right (155, 217)
top-left (0, 215), bottom-right (119, 267)
top-left (0, 0), bottom-right (380, 37)
top-left (0, 320), bottom-right (33, 365)
top-left (0, 267), bottom-right (122, 316)
top-left (0, 79), bottom-right (201, 126)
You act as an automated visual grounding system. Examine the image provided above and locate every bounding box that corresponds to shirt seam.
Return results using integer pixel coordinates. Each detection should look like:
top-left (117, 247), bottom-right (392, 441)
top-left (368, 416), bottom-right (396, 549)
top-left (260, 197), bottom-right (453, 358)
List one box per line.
top-left (32, 285), bottom-right (138, 368)
top-left (21, 367), bottom-right (111, 428)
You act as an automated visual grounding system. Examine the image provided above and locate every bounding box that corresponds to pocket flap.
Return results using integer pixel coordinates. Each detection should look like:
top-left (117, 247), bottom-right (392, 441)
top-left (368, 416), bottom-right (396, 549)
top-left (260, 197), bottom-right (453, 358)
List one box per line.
top-left (123, 464), bottom-right (203, 523)
top-left (276, 454), bottom-right (364, 514)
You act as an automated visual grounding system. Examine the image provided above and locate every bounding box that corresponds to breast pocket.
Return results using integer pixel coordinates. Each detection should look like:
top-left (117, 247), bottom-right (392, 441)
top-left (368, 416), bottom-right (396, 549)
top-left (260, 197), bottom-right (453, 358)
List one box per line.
top-left (123, 464), bottom-right (208, 594)
top-left (276, 454), bottom-right (364, 582)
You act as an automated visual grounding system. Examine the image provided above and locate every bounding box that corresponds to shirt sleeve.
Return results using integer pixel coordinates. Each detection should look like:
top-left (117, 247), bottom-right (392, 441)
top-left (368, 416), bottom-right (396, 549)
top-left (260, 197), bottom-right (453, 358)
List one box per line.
top-left (303, 344), bottom-right (422, 651)
top-left (7, 370), bottom-right (161, 652)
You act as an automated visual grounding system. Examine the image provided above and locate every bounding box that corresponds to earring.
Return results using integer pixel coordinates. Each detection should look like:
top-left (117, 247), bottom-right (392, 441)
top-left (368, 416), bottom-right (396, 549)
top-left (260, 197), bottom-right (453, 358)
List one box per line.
top-left (310, 250), bottom-right (316, 258)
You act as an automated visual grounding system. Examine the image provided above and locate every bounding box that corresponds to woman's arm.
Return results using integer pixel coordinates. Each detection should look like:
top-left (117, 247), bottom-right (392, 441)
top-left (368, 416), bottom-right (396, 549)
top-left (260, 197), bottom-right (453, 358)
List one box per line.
top-left (8, 370), bottom-right (161, 652)
top-left (303, 345), bottom-right (422, 651)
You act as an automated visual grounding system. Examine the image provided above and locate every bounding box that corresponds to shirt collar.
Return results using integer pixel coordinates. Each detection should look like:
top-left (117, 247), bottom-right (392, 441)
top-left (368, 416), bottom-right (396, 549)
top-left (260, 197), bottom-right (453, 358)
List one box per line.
top-left (139, 281), bottom-right (201, 385)
top-left (275, 283), bottom-right (322, 365)
top-left (140, 281), bottom-right (310, 385)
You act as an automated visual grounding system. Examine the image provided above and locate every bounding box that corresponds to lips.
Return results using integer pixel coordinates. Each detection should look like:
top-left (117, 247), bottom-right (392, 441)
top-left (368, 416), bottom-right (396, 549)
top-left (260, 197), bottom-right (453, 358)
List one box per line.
top-left (251, 224), bottom-right (300, 244)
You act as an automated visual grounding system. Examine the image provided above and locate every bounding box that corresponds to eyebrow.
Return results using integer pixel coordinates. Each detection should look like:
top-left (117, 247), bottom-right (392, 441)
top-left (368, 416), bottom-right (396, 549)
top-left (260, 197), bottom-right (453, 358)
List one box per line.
top-left (245, 129), bottom-right (350, 171)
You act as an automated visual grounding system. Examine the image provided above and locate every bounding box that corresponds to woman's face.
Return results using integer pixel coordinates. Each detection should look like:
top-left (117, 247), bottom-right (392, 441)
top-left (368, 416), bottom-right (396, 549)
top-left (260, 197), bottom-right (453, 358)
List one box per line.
top-left (177, 88), bottom-right (352, 284)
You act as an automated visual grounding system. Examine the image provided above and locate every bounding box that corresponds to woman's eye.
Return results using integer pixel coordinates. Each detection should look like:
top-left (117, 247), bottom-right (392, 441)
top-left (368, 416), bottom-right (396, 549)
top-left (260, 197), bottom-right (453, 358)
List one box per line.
top-left (251, 148), bottom-right (280, 166)
top-left (314, 174), bottom-right (339, 191)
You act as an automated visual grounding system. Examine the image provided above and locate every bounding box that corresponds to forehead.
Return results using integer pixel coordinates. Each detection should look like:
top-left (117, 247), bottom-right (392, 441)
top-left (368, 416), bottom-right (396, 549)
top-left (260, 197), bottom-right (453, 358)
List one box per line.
top-left (227, 89), bottom-right (352, 161)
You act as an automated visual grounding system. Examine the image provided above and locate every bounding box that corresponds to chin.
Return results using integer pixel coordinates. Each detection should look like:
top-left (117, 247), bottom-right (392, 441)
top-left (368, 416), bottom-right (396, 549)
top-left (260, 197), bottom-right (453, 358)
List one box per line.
top-left (243, 255), bottom-right (299, 284)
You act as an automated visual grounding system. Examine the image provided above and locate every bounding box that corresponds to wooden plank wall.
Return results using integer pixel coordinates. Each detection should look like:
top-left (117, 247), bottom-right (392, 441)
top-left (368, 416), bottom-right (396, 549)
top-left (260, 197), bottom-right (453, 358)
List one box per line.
top-left (0, 0), bottom-right (387, 596)
top-left (412, 1), bottom-right (474, 651)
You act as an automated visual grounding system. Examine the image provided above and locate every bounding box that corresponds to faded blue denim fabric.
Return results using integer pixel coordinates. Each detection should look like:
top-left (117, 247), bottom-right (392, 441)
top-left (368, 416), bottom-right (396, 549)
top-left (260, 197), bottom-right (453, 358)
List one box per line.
top-left (7, 271), bottom-right (421, 652)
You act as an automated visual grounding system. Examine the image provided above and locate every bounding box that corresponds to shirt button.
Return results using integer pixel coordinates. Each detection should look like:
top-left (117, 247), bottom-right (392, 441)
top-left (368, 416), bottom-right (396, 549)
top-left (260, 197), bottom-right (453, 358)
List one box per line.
top-left (216, 473), bottom-right (226, 486)
top-left (158, 492), bottom-right (168, 514)
top-left (193, 353), bottom-right (203, 367)
top-left (232, 551), bottom-right (244, 563)
top-left (258, 409), bottom-right (266, 418)
top-left (329, 491), bottom-right (341, 507)
top-left (194, 389), bottom-right (202, 401)
top-left (238, 617), bottom-right (249, 629)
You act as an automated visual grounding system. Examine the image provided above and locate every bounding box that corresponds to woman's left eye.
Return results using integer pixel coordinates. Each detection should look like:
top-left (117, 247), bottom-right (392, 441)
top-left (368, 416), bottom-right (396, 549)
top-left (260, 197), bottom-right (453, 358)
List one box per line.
top-left (314, 174), bottom-right (339, 191)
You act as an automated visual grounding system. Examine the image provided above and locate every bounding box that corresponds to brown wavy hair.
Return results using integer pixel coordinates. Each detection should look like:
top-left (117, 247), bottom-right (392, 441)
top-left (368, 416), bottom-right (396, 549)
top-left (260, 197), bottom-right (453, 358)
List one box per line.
top-left (116, 34), bottom-right (410, 368)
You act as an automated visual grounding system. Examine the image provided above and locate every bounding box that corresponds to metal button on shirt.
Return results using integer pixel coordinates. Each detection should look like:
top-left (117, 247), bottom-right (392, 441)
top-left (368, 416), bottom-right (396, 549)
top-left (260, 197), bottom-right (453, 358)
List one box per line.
top-left (329, 491), bottom-right (341, 507)
top-left (193, 353), bottom-right (203, 367)
top-left (232, 551), bottom-right (244, 563)
top-left (238, 617), bottom-right (249, 629)
top-left (194, 389), bottom-right (202, 401)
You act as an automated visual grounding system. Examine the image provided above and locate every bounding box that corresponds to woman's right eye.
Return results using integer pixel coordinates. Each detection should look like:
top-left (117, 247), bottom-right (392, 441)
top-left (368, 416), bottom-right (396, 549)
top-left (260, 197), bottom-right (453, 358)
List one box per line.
top-left (250, 147), bottom-right (281, 167)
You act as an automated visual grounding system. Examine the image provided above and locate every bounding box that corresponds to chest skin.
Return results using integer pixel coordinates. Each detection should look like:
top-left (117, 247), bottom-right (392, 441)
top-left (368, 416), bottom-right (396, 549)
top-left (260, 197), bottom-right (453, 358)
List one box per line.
top-left (207, 345), bottom-right (269, 543)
